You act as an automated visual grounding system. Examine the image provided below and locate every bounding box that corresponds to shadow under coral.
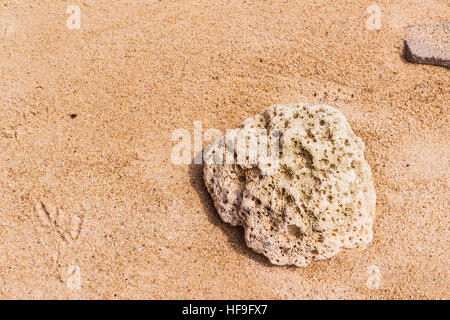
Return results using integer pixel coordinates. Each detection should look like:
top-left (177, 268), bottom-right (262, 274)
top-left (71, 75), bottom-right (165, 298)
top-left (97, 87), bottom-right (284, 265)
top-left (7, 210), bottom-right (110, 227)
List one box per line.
top-left (188, 160), bottom-right (274, 267)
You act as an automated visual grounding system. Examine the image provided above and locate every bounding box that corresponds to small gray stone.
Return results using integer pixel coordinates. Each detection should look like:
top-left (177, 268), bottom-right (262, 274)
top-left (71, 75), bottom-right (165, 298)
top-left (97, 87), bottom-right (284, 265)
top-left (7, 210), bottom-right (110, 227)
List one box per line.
top-left (404, 23), bottom-right (450, 68)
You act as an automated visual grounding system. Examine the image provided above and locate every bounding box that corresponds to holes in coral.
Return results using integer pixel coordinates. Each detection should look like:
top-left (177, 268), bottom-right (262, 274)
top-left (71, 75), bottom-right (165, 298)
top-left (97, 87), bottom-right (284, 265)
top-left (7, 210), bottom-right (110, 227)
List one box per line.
top-left (287, 224), bottom-right (303, 238)
top-left (285, 194), bottom-right (295, 203)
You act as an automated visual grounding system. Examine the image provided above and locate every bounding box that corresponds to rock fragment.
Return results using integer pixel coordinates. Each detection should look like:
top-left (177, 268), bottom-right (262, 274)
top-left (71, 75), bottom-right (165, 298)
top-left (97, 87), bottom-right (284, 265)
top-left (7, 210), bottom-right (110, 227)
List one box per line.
top-left (203, 103), bottom-right (376, 267)
top-left (404, 23), bottom-right (450, 68)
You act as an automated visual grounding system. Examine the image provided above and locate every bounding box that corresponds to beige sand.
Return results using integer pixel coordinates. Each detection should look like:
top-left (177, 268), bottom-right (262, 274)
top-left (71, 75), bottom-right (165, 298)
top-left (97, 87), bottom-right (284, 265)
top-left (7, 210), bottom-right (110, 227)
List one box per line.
top-left (0, 0), bottom-right (448, 299)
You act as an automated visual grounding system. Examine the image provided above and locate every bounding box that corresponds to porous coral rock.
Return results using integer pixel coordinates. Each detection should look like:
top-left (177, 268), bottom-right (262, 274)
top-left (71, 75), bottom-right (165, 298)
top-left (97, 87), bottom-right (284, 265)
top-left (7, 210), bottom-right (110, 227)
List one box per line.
top-left (203, 103), bottom-right (376, 267)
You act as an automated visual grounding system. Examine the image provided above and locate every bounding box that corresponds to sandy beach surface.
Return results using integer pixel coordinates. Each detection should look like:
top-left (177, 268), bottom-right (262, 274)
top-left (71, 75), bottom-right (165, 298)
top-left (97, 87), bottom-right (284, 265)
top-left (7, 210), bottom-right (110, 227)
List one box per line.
top-left (0, 0), bottom-right (448, 299)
